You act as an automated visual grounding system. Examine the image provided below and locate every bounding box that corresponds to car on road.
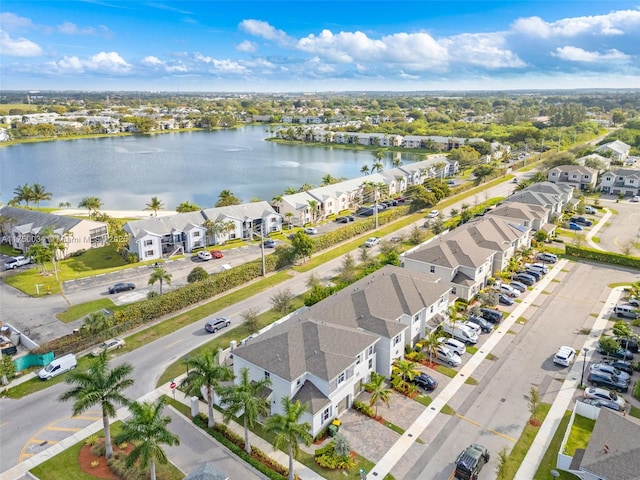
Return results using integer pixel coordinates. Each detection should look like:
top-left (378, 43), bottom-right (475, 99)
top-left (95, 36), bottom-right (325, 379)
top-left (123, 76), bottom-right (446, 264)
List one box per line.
top-left (596, 343), bottom-right (634, 360)
top-left (590, 363), bottom-right (631, 382)
top-left (108, 282), bottom-right (135, 294)
top-left (536, 252), bottom-right (558, 264)
top-left (553, 346), bottom-right (576, 367)
top-left (466, 315), bottom-right (493, 333)
top-left (263, 239), bottom-right (277, 248)
top-left (584, 387), bottom-right (626, 409)
top-left (210, 249), bottom-right (224, 259)
top-left (346, 215), bottom-right (355, 222)
top-left (426, 210), bottom-right (439, 219)
top-left (204, 317), bottom-right (231, 333)
top-left (498, 293), bottom-right (515, 306)
top-left (435, 345), bottom-right (462, 367)
top-left (454, 444), bottom-right (490, 480)
top-left (364, 237), bottom-right (380, 248)
top-left (587, 371), bottom-right (629, 392)
top-left (580, 397), bottom-right (623, 412)
top-left (584, 206), bottom-right (597, 214)
top-left (568, 222), bottom-right (583, 231)
top-left (336, 216), bottom-right (349, 223)
top-left (91, 338), bottom-right (126, 356)
top-left (410, 372), bottom-right (438, 392)
top-left (570, 216), bottom-right (593, 227)
top-left (197, 251), bottom-right (213, 261)
top-left (304, 227), bottom-right (318, 235)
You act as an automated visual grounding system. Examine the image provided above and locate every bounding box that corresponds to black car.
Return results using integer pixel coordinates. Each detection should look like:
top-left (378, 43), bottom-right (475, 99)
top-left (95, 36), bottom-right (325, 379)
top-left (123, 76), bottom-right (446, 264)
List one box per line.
top-left (587, 371), bottom-right (628, 393)
top-left (570, 216), bottom-right (593, 227)
top-left (601, 359), bottom-right (634, 375)
top-left (411, 372), bottom-right (438, 392)
top-left (454, 444), bottom-right (490, 480)
top-left (498, 293), bottom-right (514, 306)
top-left (346, 215), bottom-right (355, 222)
top-left (512, 273), bottom-right (535, 286)
top-left (480, 308), bottom-right (503, 324)
top-left (522, 269), bottom-right (542, 281)
top-left (615, 336), bottom-right (639, 353)
top-left (596, 344), bottom-right (634, 360)
top-left (108, 282), bottom-right (135, 294)
top-left (263, 239), bottom-right (277, 248)
top-left (467, 315), bottom-right (493, 333)
top-left (335, 216), bottom-right (349, 223)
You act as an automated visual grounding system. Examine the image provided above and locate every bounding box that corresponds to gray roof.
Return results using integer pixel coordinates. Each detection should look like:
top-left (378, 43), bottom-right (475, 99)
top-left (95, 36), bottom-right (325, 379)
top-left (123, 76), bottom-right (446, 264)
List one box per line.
top-left (525, 181), bottom-right (573, 195)
top-left (488, 202), bottom-right (548, 222)
top-left (124, 211), bottom-right (205, 237)
top-left (455, 216), bottom-right (528, 251)
top-left (405, 236), bottom-right (495, 269)
top-left (596, 140), bottom-right (631, 155)
top-left (0, 206), bottom-right (102, 235)
top-left (184, 462), bottom-right (229, 480)
top-left (202, 201), bottom-right (277, 222)
top-left (579, 409), bottom-right (640, 480)
top-left (292, 380), bottom-right (331, 414)
top-left (504, 190), bottom-right (562, 208)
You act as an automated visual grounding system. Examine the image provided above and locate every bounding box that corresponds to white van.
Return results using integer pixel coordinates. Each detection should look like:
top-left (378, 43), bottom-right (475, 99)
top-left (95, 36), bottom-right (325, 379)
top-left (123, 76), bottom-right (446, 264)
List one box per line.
top-left (553, 346), bottom-right (575, 367)
top-left (442, 322), bottom-right (479, 345)
top-left (38, 353), bottom-right (77, 380)
top-left (613, 304), bottom-right (639, 319)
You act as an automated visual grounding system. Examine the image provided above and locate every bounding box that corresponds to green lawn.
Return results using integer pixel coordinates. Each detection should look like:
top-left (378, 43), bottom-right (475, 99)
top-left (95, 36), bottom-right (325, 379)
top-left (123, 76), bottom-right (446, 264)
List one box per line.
top-left (56, 298), bottom-right (119, 323)
top-left (563, 414), bottom-right (596, 457)
top-left (533, 409), bottom-right (580, 480)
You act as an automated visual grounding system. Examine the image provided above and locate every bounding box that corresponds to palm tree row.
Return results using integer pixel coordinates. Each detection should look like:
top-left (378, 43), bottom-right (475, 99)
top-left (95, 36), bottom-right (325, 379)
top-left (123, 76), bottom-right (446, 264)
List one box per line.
top-left (11, 183), bottom-right (52, 208)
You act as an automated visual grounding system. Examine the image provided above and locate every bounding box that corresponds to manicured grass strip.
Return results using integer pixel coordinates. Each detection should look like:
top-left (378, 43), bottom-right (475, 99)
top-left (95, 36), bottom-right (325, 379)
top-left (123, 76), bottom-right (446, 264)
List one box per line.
top-left (486, 353), bottom-right (498, 361)
top-left (629, 405), bottom-right (640, 419)
top-left (532, 410), bottom-right (580, 480)
top-left (441, 404), bottom-right (455, 415)
top-left (464, 377), bottom-right (478, 385)
top-left (432, 365), bottom-right (458, 378)
top-left (415, 395), bottom-right (433, 407)
top-left (56, 298), bottom-right (118, 323)
top-left (466, 346), bottom-right (478, 355)
top-left (384, 421), bottom-right (405, 435)
top-left (563, 414), bottom-right (596, 457)
top-left (500, 403), bottom-right (551, 478)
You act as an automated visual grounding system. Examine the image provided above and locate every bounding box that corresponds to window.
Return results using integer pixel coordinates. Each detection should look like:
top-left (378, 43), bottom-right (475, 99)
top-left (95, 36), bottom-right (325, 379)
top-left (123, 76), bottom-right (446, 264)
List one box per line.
top-left (356, 354), bottom-right (361, 365)
top-left (368, 358), bottom-right (373, 369)
top-left (430, 305), bottom-right (434, 313)
top-left (322, 407), bottom-right (331, 422)
top-left (451, 286), bottom-right (457, 295)
top-left (413, 314), bottom-right (419, 324)
top-left (193, 231), bottom-right (200, 237)
top-left (430, 265), bottom-right (435, 273)
top-left (144, 239), bottom-right (153, 246)
top-left (297, 378), bottom-right (301, 386)
top-left (368, 345), bottom-right (374, 356)
top-left (393, 334), bottom-right (401, 346)
top-left (264, 371), bottom-right (270, 378)
top-left (571, 174), bottom-right (577, 179)
top-left (337, 372), bottom-right (345, 385)
top-left (146, 250), bottom-right (154, 256)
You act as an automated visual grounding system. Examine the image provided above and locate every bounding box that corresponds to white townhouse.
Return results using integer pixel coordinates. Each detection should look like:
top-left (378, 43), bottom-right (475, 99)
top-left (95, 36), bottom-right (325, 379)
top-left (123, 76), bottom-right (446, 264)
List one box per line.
top-left (487, 202), bottom-right (554, 235)
top-left (576, 153), bottom-right (611, 171)
top-left (598, 168), bottom-right (640, 197)
top-left (547, 165), bottom-right (598, 191)
top-left (595, 140), bottom-right (631, 163)
top-left (275, 191), bottom-right (320, 226)
top-left (504, 182), bottom-right (574, 219)
top-left (202, 201), bottom-right (282, 241)
top-left (230, 265), bottom-right (451, 436)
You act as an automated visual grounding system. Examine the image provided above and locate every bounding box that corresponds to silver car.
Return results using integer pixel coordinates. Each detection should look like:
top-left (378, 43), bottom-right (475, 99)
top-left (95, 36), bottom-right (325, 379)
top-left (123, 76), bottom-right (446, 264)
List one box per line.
top-left (589, 363), bottom-right (631, 382)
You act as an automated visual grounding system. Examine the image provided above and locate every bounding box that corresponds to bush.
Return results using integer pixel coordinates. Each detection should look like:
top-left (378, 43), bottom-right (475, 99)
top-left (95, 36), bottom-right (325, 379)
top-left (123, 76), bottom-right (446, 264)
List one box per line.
top-left (566, 245), bottom-right (640, 269)
top-left (187, 266), bottom-right (209, 283)
top-left (352, 399), bottom-right (375, 418)
top-left (314, 441), bottom-right (355, 470)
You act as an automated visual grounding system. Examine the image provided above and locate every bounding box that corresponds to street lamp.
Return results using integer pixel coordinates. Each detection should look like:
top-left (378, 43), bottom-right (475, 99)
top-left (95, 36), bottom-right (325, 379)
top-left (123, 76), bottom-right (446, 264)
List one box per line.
top-left (184, 355), bottom-right (189, 375)
top-left (580, 347), bottom-right (589, 388)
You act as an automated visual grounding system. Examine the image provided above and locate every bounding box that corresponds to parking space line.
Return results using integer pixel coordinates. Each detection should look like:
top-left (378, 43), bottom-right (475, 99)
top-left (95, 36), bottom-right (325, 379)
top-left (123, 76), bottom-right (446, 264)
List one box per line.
top-left (455, 413), bottom-right (482, 428)
top-left (47, 426), bottom-right (81, 432)
top-left (73, 415), bottom-right (102, 421)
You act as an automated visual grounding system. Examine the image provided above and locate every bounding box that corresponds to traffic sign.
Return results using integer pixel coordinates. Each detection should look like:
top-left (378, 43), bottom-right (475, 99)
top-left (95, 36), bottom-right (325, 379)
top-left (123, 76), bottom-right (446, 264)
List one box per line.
top-left (169, 381), bottom-right (177, 389)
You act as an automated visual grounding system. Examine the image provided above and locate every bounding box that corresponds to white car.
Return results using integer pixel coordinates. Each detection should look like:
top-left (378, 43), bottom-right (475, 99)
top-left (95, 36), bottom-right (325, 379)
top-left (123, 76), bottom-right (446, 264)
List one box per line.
top-left (304, 227), bottom-right (318, 234)
top-left (632, 196), bottom-right (639, 203)
top-left (364, 237), bottom-right (380, 248)
top-left (553, 346), bottom-right (575, 367)
top-left (463, 321), bottom-right (482, 336)
top-left (498, 283), bottom-right (520, 298)
top-left (584, 206), bottom-right (597, 214)
top-left (435, 345), bottom-right (462, 367)
top-left (197, 251), bottom-right (212, 261)
top-left (584, 387), bottom-right (626, 410)
top-left (426, 210), bottom-right (439, 219)
top-left (437, 337), bottom-right (466, 356)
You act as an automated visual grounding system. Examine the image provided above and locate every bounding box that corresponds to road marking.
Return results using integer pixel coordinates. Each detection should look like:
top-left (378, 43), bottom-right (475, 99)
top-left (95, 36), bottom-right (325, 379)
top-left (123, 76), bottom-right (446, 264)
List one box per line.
top-left (21, 453), bottom-right (34, 458)
top-left (455, 413), bottom-right (482, 427)
top-left (47, 426), bottom-right (81, 432)
top-left (164, 339), bottom-right (182, 349)
top-left (73, 414), bottom-right (102, 421)
top-left (0, 421), bottom-right (8, 427)
top-left (487, 428), bottom-right (517, 443)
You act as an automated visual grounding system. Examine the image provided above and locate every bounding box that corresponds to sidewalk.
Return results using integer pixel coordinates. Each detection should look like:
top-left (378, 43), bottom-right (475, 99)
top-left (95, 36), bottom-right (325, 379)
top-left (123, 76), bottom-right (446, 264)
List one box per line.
top-left (585, 207), bottom-right (611, 250)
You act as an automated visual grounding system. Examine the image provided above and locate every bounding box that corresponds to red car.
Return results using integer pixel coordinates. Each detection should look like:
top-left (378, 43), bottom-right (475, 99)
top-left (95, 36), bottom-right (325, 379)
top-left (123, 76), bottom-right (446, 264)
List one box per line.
top-left (210, 249), bottom-right (224, 259)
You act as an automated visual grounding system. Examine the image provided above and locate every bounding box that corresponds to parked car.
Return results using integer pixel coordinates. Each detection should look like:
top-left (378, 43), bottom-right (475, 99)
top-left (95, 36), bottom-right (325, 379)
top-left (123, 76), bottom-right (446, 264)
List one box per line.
top-left (466, 315), bottom-right (493, 333)
top-left (633, 195), bottom-right (640, 202)
top-left (304, 227), bottom-right (318, 234)
top-left (454, 444), bottom-right (490, 480)
top-left (204, 317), bottom-right (231, 333)
top-left (596, 343), bottom-right (634, 360)
top-left (346, 215), bottom-right (356, 222)
top-left (568, 222), bottom-right (583, 231)
top-left (584, 206), bottom-right (597, 214)
top-left (628, 297), bottom-right (640, 307)
top-left (90, 338), bottom-right (126, 356)
top-left (601, 359), bottom-right (633, 375)
top-left (498, 283), bottom-right (520, 297)
top-left (580, 397), bottom-right (623, 412)
top-left (263, 239), bottom-right (277, 248)
top-left (480, 307), bottom-right (503, 324)
top-left (426, 210), bottom-right (439, 219)
top-left (613, 304), bottom-right (640, 319)
top-left (364, 237), bottom-right (380, 248)
top-left (435, 345), bottom-right (462, 367)
top-left (197, 251), bottom-right (213, 261)
top-left (108, 282), bottom-right (135, 294)
top-left (411, 372), bottom-right (438, 392)
top-left (570, 216), bottom-right (593, 227)
top-left (587, 371), bottom-right (628, 393)
top-left (589, 363), bottom-right (631, 383)
top-left (438, 337), bottom-right (466, 356)
top-left (210, 249), bottom-right (224, 258)
top-left (512, 273), bottom-right (536, 286)
top-left (615, 336), bottom-right (639, 353)
top-left (498, 293), bottom-right (514, 306)
top-left (526, 262), bottom-right (549, 274)
top-left (38, 354), bottom-right (77, 380)
top-left (522, 268), bottom-right (542, 281)
top-left (462, 321), bottom-right (482, 336)
top-left (553, 346), bottom-right (575, 367)
top-left (584, 387), bottom-right (626, 409)
top-left (509, 281), bottom-right (527, 292)
top-left (4, 255), bottom-right (31, 270)
top-left (537, 252), bottom-right (558, 263)
top-left (441, 322), bottom-right (479, 344)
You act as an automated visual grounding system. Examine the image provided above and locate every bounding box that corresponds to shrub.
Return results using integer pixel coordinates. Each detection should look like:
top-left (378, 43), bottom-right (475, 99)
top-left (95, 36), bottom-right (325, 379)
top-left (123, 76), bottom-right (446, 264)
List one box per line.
top-left (352, 399), bottom-right (375, 418)
top-left (314, 441), bottom-right (355, 470)
top-left (187, 266), bottom-right (209, 283)
top-left (84, 435), bottom-right (97, 447)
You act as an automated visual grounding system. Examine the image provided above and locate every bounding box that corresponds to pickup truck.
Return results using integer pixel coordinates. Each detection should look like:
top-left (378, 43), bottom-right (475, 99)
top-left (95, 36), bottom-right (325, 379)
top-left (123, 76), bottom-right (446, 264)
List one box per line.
top-left (4, 255), bottom-right (31, 270)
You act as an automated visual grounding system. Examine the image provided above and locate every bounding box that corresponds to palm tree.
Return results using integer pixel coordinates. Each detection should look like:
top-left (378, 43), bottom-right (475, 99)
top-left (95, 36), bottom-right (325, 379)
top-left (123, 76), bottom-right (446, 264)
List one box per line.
top-left (447, 305), bottom-right (459, 338)
top-left (321, 174), bottom-right (337, 186)
top-left (215, 189), bottom-right (241, 207)
top-left (145, 196), bottom-right (164, 217)
top-left (363, 372), bottom-right (391, 417)
top-left (360, 164), bottom-right (371, 176)
top-left (392, 359), bottom-right (419, 386)
top-left (12, 183), bottom-right (34, 207)
top-left (265, 397), bottom-right (313, 480)
top-left (175, 201), bottom-right (201, 213)
top-left (307, 200), bottom-right (319, 224)
top-left (148, 266), bottom-right (172, 295)
top-left (114, 397), bottom-right (180, 480)
top-left (81, 310), bottom-right (114, 335)
top-left (285, 212), bottom-right (294, 229)
top-left (59, 351), bottom-right (134, 459)
top-left (205, 220), bottom-right (227, 246)
top-left (78, 196), bottom-right (102, 218)
top-left (422, 331), bottom-right (441, 366)
top-left (31, 183), bottom-right (52, 209)
top-left (219, 367), bottom-right (271, 454)
top-left (371, 161), bottom-right (384, 173)
top-left (179, 349), bottom-right (233, 428)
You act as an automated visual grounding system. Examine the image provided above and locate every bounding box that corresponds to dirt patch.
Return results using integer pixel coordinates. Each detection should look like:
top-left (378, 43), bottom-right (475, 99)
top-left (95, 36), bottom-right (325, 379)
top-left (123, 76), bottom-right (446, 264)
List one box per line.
top-left (78, 442), bottom-right (134, 480)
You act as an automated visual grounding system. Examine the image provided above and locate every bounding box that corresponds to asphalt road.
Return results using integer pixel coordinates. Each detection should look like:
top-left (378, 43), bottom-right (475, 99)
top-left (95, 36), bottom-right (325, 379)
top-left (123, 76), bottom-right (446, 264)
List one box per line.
top-left (403, 261), bottom-right (639, 480)
top-left (589, 196), bottom-right (640, 256)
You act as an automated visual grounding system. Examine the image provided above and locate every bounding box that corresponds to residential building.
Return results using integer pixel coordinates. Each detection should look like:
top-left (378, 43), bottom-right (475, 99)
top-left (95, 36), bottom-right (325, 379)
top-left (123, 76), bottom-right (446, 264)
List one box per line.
top-left (576, 153), bottom-right (611, 171)
top-left (504, 182), bottom-right (573, 219)
top-left (598, 168), bottom-right (640, 197)
top-left (0, 206), bottom-right (108, 257)
top-left (595, 140), bottom-right (631, 163)
top-left (230, 265), bottom-right (451, 436)
top-left (547, 165), bottom-right (598, 190)
top-left (487, 202), bottom-right (554, 235)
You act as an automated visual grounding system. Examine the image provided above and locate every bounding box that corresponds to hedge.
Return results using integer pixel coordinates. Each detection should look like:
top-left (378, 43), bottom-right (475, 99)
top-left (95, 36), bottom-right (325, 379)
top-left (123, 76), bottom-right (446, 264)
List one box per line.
top-left (565, 245), bottom-right (640, 270)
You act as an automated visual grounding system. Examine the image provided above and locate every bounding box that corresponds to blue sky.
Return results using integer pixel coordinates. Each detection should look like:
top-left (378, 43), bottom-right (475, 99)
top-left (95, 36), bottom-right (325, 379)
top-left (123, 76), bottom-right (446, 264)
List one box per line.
top-left (1, 1), bottom-right (639, 92)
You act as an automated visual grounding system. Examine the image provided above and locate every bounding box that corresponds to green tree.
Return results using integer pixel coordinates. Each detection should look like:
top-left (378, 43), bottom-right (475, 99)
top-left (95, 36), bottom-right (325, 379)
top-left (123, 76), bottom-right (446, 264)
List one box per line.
top-left (337, 253), bottom-right (357, 284)
top-left (422, 331), bottom-right (441, 365)
top-left (81, 310), bottom-right (114, 335)
top-left (145, 196), bottom-right (164, 216)
top-left (219, 367), bottom-right (272, 454)
top-left (78, 196), bottom-right (102, 218)
top-left (114, 397), bottom-right (179, 480)
top-left (241, 307), bottom-right (261, 334)
top-left (290, 231), bottom-right (314, 263)
top-left (31, 183), bottom-right (52, 209)
top-left (528, 386), bottom-right (540, 418)
top-left (148, 266), bottom-right (172, 295)
top-left (0, 355), bottom-right (17, 385)
top-left (215, 189), bottom-right (242, 207)
top-left (264, 397), bottom-right (313, 480)
top-left (363, 372), bottom-right (391, 417)
top-left (59, 351), bottom-right (134, 459)
top-left (360, 164), bottom-right (371, 175)
top-left (392, 359), bottom-right (419, 390)
top-left (176, 201), bottom-right (201, 213)
top-left (270, 288), bottom-right (294, 314)
top-left (598, 337), bottom-right (621, 357)
top-left (179, 349), bottom-right (233, 428)
top-left (187, 266), bottom-right (209, 283)
top-left (12, 183), bottom-right (34, 207)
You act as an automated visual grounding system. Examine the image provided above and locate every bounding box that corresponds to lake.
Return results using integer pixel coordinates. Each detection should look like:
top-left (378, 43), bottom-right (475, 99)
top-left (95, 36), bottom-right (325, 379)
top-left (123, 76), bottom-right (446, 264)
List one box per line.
top-left (0, 126), bottom-right (424, 210)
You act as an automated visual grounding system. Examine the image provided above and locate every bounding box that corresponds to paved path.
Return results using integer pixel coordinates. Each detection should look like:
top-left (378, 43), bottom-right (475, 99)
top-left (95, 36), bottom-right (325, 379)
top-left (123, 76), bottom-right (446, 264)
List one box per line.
top-left (585, 207), bottom-right (612, 250)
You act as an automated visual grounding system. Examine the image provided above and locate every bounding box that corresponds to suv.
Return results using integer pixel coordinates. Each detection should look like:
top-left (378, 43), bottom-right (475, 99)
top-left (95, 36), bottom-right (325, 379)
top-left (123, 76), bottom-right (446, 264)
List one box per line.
top-left (364, 237), bottom-right (380, 248)
top-left (480, 308), bottom-right (503, 324)
top-left (454, 444), bottom-right (490, 480)
top-left (411, 372), bottom-right (438, 391)
top-left (466, 315), bottom-right (493, 333)
top-left (587, 371), bottom-right (628, 392)
top-left (512, 273), bottom-right (535, 286)
top-left (570, 216), bottom-right (593, 227)
top-left (553, 346), bottom-right (575, 367)
top-left (204, 317), bottom-right (231, 333)
top-left (589, 363), bottom-right (631, 383)
top-left (536, 252), bottom-right (558, 263)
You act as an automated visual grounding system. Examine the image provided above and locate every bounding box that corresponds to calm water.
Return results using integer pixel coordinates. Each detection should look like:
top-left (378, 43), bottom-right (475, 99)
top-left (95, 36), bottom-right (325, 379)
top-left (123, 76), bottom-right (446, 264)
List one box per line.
top-left (0, 126), bottom-right (423, 210)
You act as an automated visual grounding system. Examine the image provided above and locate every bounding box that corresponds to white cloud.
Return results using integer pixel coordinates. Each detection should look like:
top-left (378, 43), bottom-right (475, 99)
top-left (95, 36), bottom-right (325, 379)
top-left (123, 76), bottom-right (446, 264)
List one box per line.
top-left (0, 12), bottom-right (35, 31)
top-left (194, 54), bottom-right (248, 74)
top-left (0, 29), bottom-right (42, 56)
top-left (236, 40), bottom-right (257, 53)
top-left (444, 32), bottom-right (525, 69)
top-left (552, 46), bottom-right (629, 62)
top-left (512, 9), bottom-right (640, 38)
top-left (57, 22), bottom-right (96, 35)
top-left (51, 51), bottom-right (131, 74)
top-left (141, 55), bottom-right (187, 72)
top-left (239, 19), bottom-right (292, 46)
